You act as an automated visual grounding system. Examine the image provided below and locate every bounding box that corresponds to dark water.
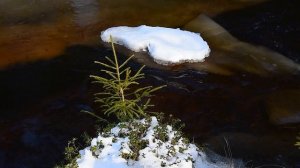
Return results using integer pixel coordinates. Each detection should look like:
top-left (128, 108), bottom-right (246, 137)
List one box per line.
top-left (214, 0), bottom-right (300, 63)
top-left (0, 0), bottom-right (300, 167)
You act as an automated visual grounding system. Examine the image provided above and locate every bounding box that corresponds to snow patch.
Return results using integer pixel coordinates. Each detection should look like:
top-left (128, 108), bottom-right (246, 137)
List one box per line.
top-left (101, 25), bottom-right (210, 65)
top-left (76, 117), bottom-right (241, 168)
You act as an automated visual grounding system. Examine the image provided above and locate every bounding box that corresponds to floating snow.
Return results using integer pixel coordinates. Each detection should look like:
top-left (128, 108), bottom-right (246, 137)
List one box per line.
top-left (76, 117), bottom-right (243, 168)
top-left (101, 25), bottom-right (210, 65)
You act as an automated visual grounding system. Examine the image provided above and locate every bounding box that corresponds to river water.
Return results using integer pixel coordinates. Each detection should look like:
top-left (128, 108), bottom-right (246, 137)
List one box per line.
top-left (0, 0), bottom-right (299, 167)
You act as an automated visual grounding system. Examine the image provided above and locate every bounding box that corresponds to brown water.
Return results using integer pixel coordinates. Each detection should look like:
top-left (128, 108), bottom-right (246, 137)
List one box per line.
top-left (0, 0), bottom-right (267, 69)
top-left (0, 0), bottom-right (300, 167)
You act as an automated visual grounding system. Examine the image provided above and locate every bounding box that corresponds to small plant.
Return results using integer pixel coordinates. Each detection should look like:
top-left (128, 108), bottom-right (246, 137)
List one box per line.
top-left (128, 132), bottom-right (149, 160)
top-left (166, 145), bottom-right (176, 157)
top-left (161, 161), bottom-right (167, 167)
top-left (65, 138), bottom-right (79, 163)
top-left (81, 132), bottom-right (92, 145)
top-left (58, 138), bottom-right (80, 168)
top-left (296, 133), bottom-right (300, 149)
top-left (223, 137), bottom-right (234, 168)
top-left (154, 124), bottom-right (169, 142)
top-left (86, 36), bottom-right (164, 122)
top-left (90, 140), bottom-right (105, 157)
top-left (118, 118), bottom-right (151, 161)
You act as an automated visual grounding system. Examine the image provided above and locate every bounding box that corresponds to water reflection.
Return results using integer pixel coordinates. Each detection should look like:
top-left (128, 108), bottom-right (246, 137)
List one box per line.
top-left (184, 14), bottom-right (300, 76)
top-left (110, 14), bottom-right (300, 77)
top-left (0, 0), bottom-right (69, 25)
top-left (0, 0), bottom-right (267, 69)
top-left (70, 0), bottom-right (100, 27)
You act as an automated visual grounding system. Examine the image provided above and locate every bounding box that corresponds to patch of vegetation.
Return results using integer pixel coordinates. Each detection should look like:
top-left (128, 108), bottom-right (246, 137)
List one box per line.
top-left (153, 124), bottom-right (169, 142)
top-left (88, 116), bottom-right (194, 166)
top-left (55, 138), bottom-right (79, 168)
top-left (116, 118), bottom-right (152, 161)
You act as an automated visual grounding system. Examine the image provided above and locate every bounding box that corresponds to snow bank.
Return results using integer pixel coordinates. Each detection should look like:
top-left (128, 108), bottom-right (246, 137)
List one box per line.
top-left (101, 25), bottom-right (210, 65)
top-left (76, 117), bottom-right (241, 168)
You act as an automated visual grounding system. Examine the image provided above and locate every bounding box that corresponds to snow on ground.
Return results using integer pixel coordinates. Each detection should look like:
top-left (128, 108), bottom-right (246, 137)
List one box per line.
top-left (76, 117), bottom-right (242, 168)
top-left (101, 25), bottom-right (210, 65)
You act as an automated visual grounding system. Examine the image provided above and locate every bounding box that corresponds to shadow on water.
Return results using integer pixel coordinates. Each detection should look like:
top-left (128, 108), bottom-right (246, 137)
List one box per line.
top-left (213, 0), bottom-right (300, 63)
top-left (0, 45), bottom-right (105, 167)
top-left (0, 0), bottom-right (300, 167)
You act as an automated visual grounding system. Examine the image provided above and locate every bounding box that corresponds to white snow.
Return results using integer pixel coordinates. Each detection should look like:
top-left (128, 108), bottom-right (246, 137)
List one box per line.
top-left (76, 117), bottom-right (240, 168)
top-left (101, 25), bottom-right (210, 65)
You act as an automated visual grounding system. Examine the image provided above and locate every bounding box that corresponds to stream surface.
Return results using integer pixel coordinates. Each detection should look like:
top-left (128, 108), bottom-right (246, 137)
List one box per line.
top-left (0, 0), bottom-right (300, 167)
